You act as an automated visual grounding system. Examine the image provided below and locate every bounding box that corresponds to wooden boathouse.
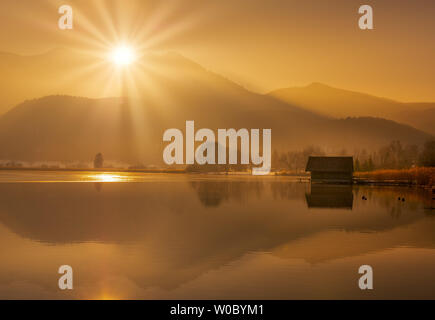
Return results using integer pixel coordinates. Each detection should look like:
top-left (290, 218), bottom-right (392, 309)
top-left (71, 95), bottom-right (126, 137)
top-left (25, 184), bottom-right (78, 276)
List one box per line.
top-left (305, 156), bottom-right (354, 184)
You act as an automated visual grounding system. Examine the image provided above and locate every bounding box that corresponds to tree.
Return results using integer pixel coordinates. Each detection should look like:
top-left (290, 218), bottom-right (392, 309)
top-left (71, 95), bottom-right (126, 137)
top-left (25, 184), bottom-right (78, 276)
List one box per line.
top-left (367, 156), bottom-right (375, 171)
top-left (418, 140), bottom-right (435, 167)
top-left (402, 144), bottom-right (419, 168)
top-left (272, 150), bottom-right (280, 170)
top-left (379, 140), bottom-right (403, 169)
top-left (94, 153), bottom-right (104, 169)
top-left (355, 158), bottom-right (361, 171)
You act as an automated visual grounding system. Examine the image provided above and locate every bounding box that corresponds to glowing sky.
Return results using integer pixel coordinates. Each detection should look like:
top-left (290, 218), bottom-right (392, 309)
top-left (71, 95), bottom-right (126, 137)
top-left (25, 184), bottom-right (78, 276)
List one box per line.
top-left (0, 0), bottom-right (434, 101)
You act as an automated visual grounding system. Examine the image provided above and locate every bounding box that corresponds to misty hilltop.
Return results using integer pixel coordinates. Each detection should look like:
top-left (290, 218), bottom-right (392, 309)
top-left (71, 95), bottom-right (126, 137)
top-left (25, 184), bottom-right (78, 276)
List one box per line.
top-left (269, 83), bottom-right (435, 135)
top-left (0, 97), bottom-right (431, 165)
top-left (0, 48), bottom-right (432, 164)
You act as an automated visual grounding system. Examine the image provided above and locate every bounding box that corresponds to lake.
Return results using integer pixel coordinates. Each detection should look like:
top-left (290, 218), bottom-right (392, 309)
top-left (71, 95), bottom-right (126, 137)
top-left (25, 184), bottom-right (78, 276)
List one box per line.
top-left (0, 170), bottom-right (434, 299)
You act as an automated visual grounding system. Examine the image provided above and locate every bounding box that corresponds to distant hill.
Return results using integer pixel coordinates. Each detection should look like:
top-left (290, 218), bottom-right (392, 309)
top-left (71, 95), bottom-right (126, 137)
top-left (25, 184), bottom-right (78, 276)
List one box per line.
top-left (0, 95), bottom-right (430, 165)
top-left (269, 83), bottom-right (435, 135)
top-left (0, 48), bottom-right (103, 114)
top-left (394, 106), bottom-right (435, 136)
top-left (0, 50), bottom-right (432, 164)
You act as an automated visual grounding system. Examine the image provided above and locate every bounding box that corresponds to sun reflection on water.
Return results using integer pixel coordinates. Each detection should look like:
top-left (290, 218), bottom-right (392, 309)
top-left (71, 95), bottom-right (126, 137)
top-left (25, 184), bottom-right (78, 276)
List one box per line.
top-left (87, 173), bottom-right (128, 182)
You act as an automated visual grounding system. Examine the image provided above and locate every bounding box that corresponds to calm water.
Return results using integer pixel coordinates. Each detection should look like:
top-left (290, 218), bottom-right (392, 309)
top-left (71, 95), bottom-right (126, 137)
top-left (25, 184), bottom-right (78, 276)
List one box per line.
top-left (0, 170), bottom-right (434, 299)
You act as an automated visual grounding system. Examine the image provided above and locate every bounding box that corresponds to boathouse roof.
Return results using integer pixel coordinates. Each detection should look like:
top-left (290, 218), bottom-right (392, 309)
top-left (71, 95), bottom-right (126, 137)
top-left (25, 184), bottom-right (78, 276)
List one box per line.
top-left (305, 156), bottom-right (354, 173)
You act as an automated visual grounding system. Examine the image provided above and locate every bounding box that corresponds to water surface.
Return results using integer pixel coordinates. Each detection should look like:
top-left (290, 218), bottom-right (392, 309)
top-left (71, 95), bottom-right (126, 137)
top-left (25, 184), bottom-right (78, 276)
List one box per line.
top-left (0, 170), bottom-right (434, 299)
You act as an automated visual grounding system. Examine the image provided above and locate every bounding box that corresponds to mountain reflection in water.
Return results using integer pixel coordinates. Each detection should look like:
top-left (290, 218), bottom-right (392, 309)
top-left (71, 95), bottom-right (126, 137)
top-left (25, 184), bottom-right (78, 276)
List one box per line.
top-left (0, 172), bottom-right (433, 299)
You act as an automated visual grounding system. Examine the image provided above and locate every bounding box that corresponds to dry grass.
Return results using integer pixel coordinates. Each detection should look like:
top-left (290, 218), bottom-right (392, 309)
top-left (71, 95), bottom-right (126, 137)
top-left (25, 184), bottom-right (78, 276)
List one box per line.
top-left (355, 167), bottom-right (435, 187)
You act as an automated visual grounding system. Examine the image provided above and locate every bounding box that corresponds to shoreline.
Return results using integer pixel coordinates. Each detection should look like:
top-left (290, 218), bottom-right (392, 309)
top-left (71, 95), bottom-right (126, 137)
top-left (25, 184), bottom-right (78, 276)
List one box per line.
top-left (353, 178), bottom-right (433, 189)
top-left (0, 166), bottom-right (186, 174)
top-left (0, 167), bottom-right (433, 188)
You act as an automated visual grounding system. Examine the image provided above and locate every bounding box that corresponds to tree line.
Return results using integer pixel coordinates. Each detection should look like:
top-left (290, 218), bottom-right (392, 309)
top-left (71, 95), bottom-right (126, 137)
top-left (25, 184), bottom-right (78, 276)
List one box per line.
top-left (272, 140), bottom-right (435, 172)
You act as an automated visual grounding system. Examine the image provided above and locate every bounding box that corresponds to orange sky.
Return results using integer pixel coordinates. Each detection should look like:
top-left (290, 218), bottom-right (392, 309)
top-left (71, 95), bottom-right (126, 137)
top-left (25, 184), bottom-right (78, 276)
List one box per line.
top-left (0, 0), bottom-right (434, 101)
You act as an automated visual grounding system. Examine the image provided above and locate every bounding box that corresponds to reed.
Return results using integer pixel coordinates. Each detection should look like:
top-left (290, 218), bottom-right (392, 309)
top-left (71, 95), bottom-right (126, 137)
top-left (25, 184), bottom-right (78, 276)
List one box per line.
top-left (355, 167), bottom-right (434, 186)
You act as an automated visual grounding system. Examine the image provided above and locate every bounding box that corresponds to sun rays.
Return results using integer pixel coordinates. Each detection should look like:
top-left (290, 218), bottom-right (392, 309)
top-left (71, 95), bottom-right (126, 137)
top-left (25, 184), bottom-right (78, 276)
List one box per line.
top-left (28, 0), bottom-right (207, 159)
top-left (41, 0), bottom-right (203, 100)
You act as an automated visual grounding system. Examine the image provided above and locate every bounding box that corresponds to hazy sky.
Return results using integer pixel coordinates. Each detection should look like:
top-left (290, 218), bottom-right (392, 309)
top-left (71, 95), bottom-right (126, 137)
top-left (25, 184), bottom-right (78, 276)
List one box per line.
top-left (0, 0), bottom-right (434, 101)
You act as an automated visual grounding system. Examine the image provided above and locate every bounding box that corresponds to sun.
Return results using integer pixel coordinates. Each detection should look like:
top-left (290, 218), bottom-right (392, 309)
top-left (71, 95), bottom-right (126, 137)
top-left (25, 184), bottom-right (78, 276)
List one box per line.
top-left (110, 45), bottom-right (136, 66)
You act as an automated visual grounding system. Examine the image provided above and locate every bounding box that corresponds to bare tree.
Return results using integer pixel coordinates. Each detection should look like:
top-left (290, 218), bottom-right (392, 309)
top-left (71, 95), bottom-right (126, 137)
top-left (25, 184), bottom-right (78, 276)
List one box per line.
top-left (419, 140), bottom-right (435, 167)
top-left (94, 153), bottom-right (104, 169)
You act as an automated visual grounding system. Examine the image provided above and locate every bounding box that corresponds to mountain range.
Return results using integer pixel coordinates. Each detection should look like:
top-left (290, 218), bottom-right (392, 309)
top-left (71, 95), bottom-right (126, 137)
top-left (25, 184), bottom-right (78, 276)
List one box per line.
top-left (0, 49), bottom-right (433, 165)
top-left (269, 83), bottom-right (435, 135)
